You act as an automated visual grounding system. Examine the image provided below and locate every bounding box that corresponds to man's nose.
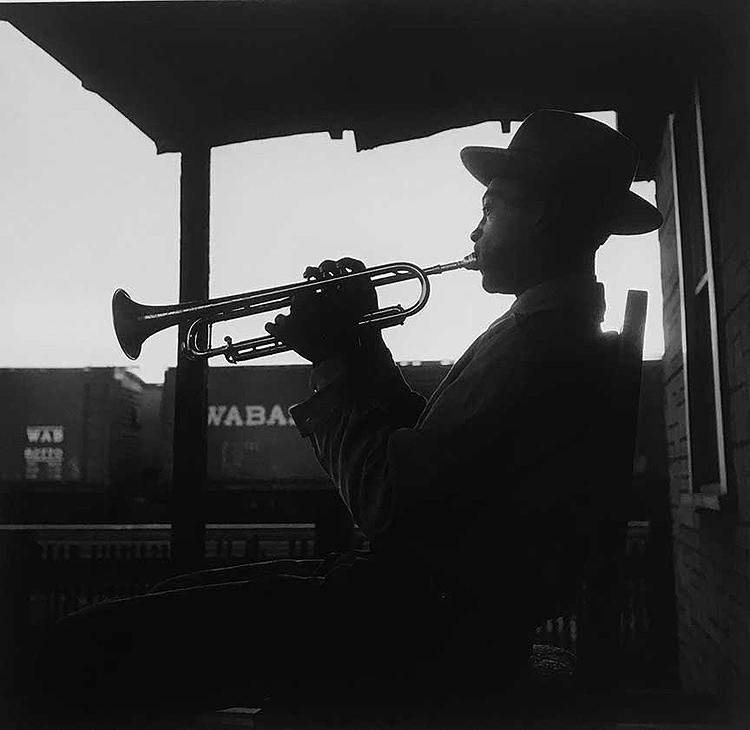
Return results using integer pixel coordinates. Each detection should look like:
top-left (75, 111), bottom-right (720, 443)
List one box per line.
top-left (470, 226), bottom-right (482, 243)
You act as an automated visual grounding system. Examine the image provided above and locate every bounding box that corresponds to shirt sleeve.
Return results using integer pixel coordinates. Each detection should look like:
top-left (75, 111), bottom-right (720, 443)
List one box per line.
top-left (290, 323), bottom-right (526, 539)
top-left (290, 334), bottom-right (426, 439)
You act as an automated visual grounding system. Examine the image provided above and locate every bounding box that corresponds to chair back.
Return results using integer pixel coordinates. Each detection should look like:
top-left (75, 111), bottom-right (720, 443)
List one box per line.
top-left (609, 289), bottom-right (649, 494)
top-left (575, 289), bottom-right (648, 687)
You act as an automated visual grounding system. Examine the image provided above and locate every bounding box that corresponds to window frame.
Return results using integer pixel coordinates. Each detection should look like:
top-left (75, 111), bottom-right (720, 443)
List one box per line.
top-left (668, 84), bottom-right (727, 510)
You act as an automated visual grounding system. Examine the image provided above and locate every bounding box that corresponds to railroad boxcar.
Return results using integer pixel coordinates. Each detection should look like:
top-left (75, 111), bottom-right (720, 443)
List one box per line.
top-left (160, 361), bottom-right (453, 487)
top-left (158, 362), bottom-right (452, 535)
top-left (0, 368), bottom-right (146, 521)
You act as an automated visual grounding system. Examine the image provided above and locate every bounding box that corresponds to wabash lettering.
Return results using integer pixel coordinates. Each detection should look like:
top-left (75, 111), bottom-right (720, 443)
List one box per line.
top-left (207, 404), bottom-right (294, 427)
top-left (26, 426), bottom-right (65, 444)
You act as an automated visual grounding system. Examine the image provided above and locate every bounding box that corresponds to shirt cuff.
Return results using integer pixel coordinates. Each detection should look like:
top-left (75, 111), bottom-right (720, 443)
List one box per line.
top-left (311, 356), bottom-right (348, 392)
top-left (289, 385), bottom-right (347, 437)
top-left (291, 337), bottom-right (411, 437)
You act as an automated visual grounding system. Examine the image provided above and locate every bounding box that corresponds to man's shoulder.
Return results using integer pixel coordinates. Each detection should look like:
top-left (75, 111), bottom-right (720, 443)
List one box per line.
top-left (464, 309), bottom-right (614, 378)
top-left (517, 309), bottom-right (608, 348)
top-left (514, 310), bottom-right (616, 381)
top-left (471, 313), bottom-right (525, 363)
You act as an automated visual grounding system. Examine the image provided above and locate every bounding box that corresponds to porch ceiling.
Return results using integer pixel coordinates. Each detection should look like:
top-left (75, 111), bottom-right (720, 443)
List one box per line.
top-left (2, 0), bottom-right (716, 177)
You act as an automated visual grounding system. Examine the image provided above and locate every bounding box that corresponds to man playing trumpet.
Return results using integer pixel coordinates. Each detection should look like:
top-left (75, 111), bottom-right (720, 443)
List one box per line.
top-left (34, 110), bottom-right (661, 718)
top-left (265, 109), bottom-right (662, 689)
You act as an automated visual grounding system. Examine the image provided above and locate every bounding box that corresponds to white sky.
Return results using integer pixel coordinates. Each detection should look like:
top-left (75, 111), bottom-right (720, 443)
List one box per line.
top-left (1, 20), bottom-right (664, 384)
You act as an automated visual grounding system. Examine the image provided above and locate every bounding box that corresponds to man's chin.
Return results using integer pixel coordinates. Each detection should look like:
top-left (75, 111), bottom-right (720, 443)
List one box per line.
top-left (481, 272), bottom-right (517, 295)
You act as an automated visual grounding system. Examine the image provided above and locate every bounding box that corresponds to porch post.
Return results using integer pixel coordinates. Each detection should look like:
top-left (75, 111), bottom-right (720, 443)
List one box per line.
top-left (172, 144), bottom-right (211, 569)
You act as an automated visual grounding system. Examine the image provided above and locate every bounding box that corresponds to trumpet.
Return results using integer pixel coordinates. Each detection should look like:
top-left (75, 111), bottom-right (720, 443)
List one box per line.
top-left (112, 253), bottom-right (479, 363)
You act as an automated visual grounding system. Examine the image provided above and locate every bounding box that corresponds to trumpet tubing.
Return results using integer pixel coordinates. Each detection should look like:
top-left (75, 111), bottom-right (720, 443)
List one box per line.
top-left (112, 253), bottom-right (478, 363)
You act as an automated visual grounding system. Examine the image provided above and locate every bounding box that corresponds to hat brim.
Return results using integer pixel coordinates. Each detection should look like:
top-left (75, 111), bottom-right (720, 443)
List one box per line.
top-left (460, 146), bottom-right (663, 236)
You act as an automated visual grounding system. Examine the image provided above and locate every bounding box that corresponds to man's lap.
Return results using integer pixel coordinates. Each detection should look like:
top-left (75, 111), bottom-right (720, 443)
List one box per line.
top-left (32, 554), bottom-right (456, 715)
top-left (148, 558), bottom-right (325, 593)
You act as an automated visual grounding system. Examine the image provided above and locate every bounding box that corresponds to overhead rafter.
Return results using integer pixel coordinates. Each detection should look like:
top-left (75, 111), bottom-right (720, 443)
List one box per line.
top-left (2, 0), bottom-right (720, 177)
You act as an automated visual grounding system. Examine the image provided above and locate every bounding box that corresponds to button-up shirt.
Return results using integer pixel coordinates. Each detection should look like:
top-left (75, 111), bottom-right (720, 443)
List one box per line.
top-left (290, 274), bottom-right (615, 624)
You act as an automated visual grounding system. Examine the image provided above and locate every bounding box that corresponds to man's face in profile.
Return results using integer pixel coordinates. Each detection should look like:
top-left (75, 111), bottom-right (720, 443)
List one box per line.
top-left (470, 177), bottom-right (548, 295)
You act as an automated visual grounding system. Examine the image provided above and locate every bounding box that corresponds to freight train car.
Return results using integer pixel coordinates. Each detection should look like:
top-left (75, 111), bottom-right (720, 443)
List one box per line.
top-left (158, 362), bottom-right (453, 535)
top-left (162, 365), bottom-right (323, 487)
top-left (1, 360), bottom-right (668, 528)
top-left (0, 368), bottom-right (147, 522)
top-left (160, 361), bottom-right (453, 487)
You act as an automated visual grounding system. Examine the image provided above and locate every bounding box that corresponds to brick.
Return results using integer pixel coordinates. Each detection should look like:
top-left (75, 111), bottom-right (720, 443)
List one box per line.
top-left (678, 526), bottom-right (701, 550)
top-left (728, 390), bottom-right (750, 444)
top-left (669, 461), bottom-right (690, 488)
top-left (736, 526), bottom-right (750, 551)
top-left (654, 87), bottom-right (750, 701)
top-left (739, 481), bottom-right (750, 523)
top-left (720, 251), bottom-right (750, 314)
top-left (731, 441), bottom-right (750, 477)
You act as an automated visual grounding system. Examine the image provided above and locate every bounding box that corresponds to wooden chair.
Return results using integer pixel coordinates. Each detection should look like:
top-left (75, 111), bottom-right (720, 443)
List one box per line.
top-left (573, 289), bottom-right (649, 688)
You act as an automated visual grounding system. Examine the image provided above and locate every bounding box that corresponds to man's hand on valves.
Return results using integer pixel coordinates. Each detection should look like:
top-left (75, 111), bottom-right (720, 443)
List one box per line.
top-left (264, 257), bottom-right (378, 366)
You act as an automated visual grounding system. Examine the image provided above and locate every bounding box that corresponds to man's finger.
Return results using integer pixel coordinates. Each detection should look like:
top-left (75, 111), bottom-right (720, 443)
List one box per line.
top-left (337, 257), bottom-right (367, 273)
top-left (319, 260), bottom-right (339, 278)
top-left (303, 266), bottom-right (321, 280)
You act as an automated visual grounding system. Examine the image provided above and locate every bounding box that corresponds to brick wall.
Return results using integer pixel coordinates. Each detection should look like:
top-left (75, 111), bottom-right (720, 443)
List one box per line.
top-left (654, 3), bottom-right (750, 714)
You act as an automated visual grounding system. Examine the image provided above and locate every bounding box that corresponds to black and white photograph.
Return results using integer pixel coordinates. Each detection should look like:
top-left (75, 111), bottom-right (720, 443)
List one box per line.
top-left (0, 1), bottom-right (747, 728)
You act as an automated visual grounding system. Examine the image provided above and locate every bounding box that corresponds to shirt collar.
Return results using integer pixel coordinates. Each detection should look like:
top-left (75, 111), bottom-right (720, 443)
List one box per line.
top-left (509, 274), bottom-right (606, 323)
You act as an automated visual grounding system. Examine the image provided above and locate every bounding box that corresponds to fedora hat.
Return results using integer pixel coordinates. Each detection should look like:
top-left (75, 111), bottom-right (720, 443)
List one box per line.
top-left (460, 110), bottom-right (662, 236)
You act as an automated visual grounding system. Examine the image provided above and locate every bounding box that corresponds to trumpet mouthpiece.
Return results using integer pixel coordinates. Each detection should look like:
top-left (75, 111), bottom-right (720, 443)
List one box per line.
top-left (424, 253), bottom-right (480, 276)
top-left (461, 253), bottom-right (479, 271)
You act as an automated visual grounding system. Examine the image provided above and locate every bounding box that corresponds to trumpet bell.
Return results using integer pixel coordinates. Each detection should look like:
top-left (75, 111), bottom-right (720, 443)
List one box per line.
top-left (112, 289), bottom-right (146, 360)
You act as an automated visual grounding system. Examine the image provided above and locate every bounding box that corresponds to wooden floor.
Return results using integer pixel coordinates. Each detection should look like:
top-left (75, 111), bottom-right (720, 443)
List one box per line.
top-left (194, 707), bottom-right (730, 730)
top-left (1, 701), bottom-right (732, 730)
top-left (172, 688), bottom-right (729, 730)
top-left (2, 679), bottom-right (728, 730)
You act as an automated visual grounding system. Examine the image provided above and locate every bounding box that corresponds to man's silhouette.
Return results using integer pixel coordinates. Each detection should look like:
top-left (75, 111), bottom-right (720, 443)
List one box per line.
top-left (34, 110), bottom-right (661, 719)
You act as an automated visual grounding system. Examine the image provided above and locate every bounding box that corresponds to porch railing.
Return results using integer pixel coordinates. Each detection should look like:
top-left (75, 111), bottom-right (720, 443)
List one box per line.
top-left (0, 520), bottom-right (673, 692)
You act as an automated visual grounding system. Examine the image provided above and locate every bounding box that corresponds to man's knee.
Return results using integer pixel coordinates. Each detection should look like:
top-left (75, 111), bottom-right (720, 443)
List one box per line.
top-left (149, 558), bottom-right (323, 593)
